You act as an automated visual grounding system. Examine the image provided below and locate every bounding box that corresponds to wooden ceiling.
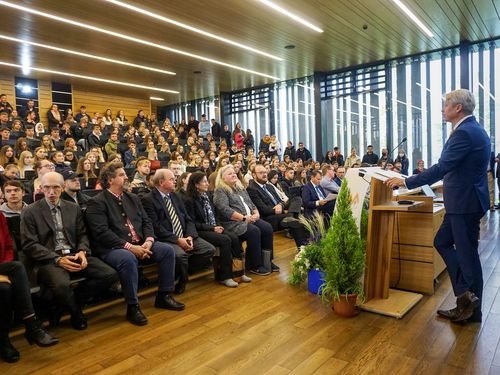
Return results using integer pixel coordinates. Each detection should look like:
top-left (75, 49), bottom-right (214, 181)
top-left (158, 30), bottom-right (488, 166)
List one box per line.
top-left (0, 0), bottom-right (499, 104)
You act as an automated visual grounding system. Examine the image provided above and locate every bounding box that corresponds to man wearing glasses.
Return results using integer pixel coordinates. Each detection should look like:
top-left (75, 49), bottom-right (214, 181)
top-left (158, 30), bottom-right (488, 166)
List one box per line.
top-left (21, 172), bottom-right (118, 330)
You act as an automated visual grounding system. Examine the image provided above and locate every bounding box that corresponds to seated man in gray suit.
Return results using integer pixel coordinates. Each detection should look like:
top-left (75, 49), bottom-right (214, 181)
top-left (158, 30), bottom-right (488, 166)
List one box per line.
top-left (21, 172), bottom-right (118, 331)
top-left (320, 164), bottom-right (340, 195)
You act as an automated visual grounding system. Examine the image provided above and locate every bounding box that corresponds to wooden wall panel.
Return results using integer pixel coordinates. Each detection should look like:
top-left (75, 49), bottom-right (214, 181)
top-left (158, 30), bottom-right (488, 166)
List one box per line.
top-left (72, 86), bottom-right (151, 123)
top-left (0, 74), bottom-right (16, 110)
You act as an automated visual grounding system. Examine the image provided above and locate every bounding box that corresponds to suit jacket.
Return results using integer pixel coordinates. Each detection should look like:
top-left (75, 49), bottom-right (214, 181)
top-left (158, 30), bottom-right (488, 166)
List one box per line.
top-left (85, 190), bottom-right (154, 255)
top-left (320, 176), bottom-right (340, 194)
top-left (61, 191), bottom-right (90, 208)
top-left (405, 116), bottom-right (490, 214)
top-left (182, 192), bottom-right (218, 232)
top-left (141, 188), bottom-right (198, 244)
top-left (247, 180), bottom-right (283, 218)
top-left (87, 133), bottom-right (102, 148)
top-left (302, 182), bottom-right (334, 217)
top-left (213, 187), bottom-right (256, 236)
top-left (21, 199), bottom-right (90, 264)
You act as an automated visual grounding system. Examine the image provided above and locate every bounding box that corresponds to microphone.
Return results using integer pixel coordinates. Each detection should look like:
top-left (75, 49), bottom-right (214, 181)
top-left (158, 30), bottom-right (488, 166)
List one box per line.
top-left (383, 137), bottom-right (407, 170)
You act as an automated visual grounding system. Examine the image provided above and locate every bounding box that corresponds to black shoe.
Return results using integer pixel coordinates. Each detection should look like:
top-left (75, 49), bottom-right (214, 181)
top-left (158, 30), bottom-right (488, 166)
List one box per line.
top-left (174, 282), bottom-right (186, 295)
top-left (250, 266), bottom-right (271, 276)
top-left (451, 291), bottom-right (480, 323)
top-left (24, 316), bottom-right (59, 347)
top-left (155, 294), bottom-right (185, 311)
top-left (126, 304), bottom-right (148, 326)
top-left (271, 263), bottom-right (280, 272)
top-left (281, 217), bottom-right (303, 229)
top-left (70, 312), bottom-right (88, 331)
top-left (0, 334), bottom-right (19, 363)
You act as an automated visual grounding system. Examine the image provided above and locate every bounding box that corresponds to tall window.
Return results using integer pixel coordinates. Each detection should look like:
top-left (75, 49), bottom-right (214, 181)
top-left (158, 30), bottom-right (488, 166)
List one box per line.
top-left (470, 40), bottom-right (499, 153)
top-left (159, 97), bottom-right (220, 125)
top-left (14, 77), bottom-right (38, 115)
top-left (320, 64), bottom-right (386, 160)
top-left (274, 78), bottom-right (316, 158)
top-left (391, 50), bottom-right (460, 171)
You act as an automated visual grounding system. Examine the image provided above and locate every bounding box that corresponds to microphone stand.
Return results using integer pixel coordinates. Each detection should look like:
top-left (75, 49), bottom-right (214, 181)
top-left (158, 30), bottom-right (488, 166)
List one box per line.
top-left (383, 137), bottom-right (407, 170)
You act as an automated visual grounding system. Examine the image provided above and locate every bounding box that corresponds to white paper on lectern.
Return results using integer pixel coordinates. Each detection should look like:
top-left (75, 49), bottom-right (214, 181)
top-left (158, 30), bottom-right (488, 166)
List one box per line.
top-left (357, 167), bottom-right (408, 182)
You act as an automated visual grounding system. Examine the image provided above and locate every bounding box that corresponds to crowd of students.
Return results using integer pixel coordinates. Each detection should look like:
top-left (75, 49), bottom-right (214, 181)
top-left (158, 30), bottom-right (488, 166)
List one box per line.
top-left (0, 92), bottom-right (435, 364)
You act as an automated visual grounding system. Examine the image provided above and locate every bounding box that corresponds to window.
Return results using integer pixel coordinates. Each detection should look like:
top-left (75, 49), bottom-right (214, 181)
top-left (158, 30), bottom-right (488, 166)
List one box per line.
top-left (14, 77), bottom-right (38, 115)
top-left (51, 82), bottom-right (72, 115)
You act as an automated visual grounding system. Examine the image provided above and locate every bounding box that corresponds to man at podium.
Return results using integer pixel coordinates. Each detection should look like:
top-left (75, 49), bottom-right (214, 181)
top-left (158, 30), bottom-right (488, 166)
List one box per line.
top-left (386, 89), bottom-right (491, 324)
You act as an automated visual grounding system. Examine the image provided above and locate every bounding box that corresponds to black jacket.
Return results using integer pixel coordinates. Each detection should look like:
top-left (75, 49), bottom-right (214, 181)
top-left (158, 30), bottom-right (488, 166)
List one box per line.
top-left (61, 191), bottom-right (91, 209)
top-left (141, 188), bottom-right (198, 243)
top-left (182, 192), bottom-right (218, 232)
top-left (85, 190), bottom-right (154, 255)
top-left (283, 146), bottom-right (296, 161)
top-left (247, 180), bottom-right (283, 218)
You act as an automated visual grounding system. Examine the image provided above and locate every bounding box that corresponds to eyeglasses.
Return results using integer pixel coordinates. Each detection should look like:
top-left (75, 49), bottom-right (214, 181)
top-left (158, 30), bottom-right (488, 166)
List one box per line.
top-left (41, 164), bottom-right (55, 169)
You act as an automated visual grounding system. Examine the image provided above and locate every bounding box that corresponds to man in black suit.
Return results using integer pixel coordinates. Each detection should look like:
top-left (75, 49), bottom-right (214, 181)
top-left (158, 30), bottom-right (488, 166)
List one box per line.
top-left (247, 164), bottom-right (306, 247)
top-left (87, 123), bottom-right (102, 148)
top-left (141, 168), bottom-right (215, 294)
top-left (20, 172), bottom-right (118, 330)
top-left (19, 99), bottom-right (39, 123)
top-left (302, 170), bottom-right (335, 218)
top-left (85, 163), bottom-right (184, 326)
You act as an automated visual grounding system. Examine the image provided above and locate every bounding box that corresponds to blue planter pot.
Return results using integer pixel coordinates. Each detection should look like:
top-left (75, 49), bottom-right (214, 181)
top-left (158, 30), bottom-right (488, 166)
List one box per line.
top-left (307, 269), bottom-right (325, 295)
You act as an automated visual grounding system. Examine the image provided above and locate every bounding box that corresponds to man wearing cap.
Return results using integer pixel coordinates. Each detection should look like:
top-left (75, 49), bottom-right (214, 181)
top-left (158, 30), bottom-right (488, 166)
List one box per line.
top-left (61, 171), bottom-right (90, 209)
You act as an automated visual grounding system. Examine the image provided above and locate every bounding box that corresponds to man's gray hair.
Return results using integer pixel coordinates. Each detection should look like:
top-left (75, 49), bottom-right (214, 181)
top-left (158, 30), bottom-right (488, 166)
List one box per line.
top-left (445, 89), bottom-right (475, 115)
top-left (151, 168), bottom-right (171, 186)
top-left (40, 171), bottom-right (64, 186)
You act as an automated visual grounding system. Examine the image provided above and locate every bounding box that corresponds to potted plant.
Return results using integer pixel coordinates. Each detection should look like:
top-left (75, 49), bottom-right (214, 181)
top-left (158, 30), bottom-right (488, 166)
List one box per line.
top-left (320, 179), bottom-right (366, 317)
top-left (288, 211), bottom-right (327, 293)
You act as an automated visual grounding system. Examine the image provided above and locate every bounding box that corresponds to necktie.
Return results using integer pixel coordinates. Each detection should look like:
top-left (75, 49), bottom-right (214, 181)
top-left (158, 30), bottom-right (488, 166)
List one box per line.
top-left (263, 184), bottom-right (278, 205)
top-left (315, 185), bottom-right (325, 200)
top-left (164, 195), bottom-right (184, 238)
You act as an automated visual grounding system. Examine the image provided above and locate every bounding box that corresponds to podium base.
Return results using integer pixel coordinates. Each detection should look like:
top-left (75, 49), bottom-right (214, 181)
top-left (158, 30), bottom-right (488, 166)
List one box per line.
top-left (360, 289), bottom-right (423, 319)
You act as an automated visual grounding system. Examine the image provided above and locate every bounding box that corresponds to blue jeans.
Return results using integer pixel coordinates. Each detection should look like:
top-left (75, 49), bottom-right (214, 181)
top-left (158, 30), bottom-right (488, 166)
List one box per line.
top-left (101, 241), bottom-right (175, 304)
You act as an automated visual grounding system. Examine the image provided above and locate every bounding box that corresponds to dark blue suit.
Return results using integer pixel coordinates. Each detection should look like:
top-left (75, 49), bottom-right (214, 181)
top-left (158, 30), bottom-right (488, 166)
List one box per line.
top-left (405, 115), bottom-right (490, 302)
top-left (302, 182), bottom-right (335, 217)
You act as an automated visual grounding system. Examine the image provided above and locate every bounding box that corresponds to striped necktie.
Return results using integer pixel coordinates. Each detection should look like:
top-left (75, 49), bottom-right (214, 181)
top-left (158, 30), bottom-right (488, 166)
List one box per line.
top-left (164, 194), bottom-right (184, 238)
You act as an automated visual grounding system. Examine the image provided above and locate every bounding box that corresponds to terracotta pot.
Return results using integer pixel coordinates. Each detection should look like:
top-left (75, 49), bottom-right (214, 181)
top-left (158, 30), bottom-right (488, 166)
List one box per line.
top-left (332, 294), bottom-right (359, 317)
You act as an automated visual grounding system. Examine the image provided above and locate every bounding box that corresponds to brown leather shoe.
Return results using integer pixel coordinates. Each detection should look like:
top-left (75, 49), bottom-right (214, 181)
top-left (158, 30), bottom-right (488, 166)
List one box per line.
top-left (451, 291), bottom-right (480, 323)
top-left (437, 307), bottom-right (459, 320)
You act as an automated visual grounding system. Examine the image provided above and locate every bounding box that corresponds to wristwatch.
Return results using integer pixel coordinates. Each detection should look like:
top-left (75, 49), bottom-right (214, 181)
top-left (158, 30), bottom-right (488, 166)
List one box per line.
top-left (242, 216), bottom-right (246, 222)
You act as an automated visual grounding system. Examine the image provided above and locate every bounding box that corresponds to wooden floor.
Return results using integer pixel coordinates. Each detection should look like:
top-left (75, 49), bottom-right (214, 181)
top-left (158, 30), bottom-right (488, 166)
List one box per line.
top-left (2, 211), bottom-right (499, 375)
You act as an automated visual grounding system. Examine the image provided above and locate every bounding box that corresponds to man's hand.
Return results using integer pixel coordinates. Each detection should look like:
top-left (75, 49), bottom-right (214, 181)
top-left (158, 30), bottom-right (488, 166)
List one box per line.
top-left (273, 204), bottom-right (283, 214)
top-left (0, 275), bottom-right (11, 284)
top-left (142, 240), bottom-right (153, 252)
top-left (214, 226), bottom-right (224, 234)
top-left (177, 238), bottom-right (194, 252)
top-left (129, 245), bottom-right (152, 259)
top-left (385, 177), bottom-right (406, 189)
top-left (58, 256), bottom-right (82, 272)
top-left (74, 251), bottom-right (88, 270)
top-left (318, 199), bottom-right (327, 206)
top-left (251, 212), bottom-right (260, 222)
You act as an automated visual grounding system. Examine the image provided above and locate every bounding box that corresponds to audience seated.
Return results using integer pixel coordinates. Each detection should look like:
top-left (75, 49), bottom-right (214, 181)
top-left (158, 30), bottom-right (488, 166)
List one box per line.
top-left (141, 168), bottom-right (215, 294)
top-left (20, 172), bottom-right (118, 330)
top-left (302, 170), bottom-right (335, 218)
top-left (85, 163), bottom-right (184, 326)
top-left (0, 181), bottom-right (27, 217)
top-left (60, 170), bottom-right (91, 208)
top-left (213, 165), bottom-right (278, 276)
top-left (183, 171), bottom-right (250, 287)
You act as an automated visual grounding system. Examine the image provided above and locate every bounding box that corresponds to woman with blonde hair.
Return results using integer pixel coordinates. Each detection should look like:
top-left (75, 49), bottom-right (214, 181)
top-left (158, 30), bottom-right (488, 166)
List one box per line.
top-left (146, 140), bottom-right (158, 161)
top-left (17, 150), bottom-right (35, 179)
top-left (40, 135), bottom-right (56, 152)
top-left (33, 147), bottom-right (47, 163)
top-left (208, 154), bottom-right (229, 191)
top-left (64, 137), bottom-right (78, 152)
top-left (213, 165), bottom-right (277, 276)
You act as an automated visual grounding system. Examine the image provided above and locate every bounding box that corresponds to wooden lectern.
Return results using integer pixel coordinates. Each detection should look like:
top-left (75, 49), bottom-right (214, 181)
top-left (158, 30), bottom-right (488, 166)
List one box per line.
top-left (361, 178), bottom-right (424, 318)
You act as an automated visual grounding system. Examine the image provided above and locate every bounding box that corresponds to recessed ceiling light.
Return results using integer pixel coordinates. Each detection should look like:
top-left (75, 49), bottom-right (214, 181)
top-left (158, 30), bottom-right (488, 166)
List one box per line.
top-left (0, 61), bottom-right (179, 94)
top-left (0, 0), bottom-right (282, 80)
top-left (284, 45), bottom-right (295, 49)
top-left (105, 0), bottom-right (282, 61)
top-left (150, 97), bottom-right (164, 101)
top-left (390, 0), bottom-right (434, 37)
top-left (257, 0), bottom-right (323, 33)
top-left (0, 34), bottom-right (176, 75)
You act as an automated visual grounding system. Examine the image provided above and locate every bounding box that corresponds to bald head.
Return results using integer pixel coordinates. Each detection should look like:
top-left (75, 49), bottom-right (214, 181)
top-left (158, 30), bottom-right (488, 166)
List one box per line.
top-left (41, 172), bottom-right (64, 204)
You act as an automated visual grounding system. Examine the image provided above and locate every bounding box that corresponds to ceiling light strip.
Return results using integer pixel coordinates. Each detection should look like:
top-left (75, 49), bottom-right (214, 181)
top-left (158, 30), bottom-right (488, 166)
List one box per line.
top-left (150, 97), bottom-right (165, 100)
top-left (257, 0), bottom-right (323, 33)
top-left (0, 0), bottom-right (281, 80)
top-left (390, 0), bottom-right (434, 37)
top-left (105, 0), bottom-right (282, 61)
top-left (0, 34), bottom-right (176, 75)
top-left (0, 61), bottom-right (179, 94)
